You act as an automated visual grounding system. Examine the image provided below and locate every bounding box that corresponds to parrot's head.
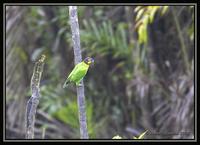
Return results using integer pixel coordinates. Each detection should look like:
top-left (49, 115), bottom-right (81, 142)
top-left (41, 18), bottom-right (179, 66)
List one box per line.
top-left (84, 57), bottom-right (94, 66)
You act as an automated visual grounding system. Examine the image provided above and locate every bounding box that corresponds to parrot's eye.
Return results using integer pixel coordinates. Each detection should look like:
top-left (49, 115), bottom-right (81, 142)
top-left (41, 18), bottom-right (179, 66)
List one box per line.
top-left (84, 57), bottom-right (94, 65)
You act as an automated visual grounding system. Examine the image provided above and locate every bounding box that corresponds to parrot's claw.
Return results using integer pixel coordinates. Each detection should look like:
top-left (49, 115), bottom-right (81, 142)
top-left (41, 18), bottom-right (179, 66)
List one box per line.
top-left (76, 83), bottom-right (83, 87)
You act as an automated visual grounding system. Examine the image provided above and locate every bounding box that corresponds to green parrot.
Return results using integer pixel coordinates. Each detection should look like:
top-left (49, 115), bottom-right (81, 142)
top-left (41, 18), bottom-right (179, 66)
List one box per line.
top-left (63, 57), bottom-right (94, 88)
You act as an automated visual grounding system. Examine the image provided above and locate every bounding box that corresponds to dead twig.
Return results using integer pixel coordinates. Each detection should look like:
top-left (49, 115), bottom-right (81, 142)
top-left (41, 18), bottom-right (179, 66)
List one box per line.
top-left (25, 55), bottom-right (46, 139)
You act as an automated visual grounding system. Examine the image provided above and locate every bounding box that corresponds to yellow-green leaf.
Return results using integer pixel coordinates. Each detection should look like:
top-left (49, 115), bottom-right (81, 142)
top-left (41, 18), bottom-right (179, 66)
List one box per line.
top-left (133, 136), bottom-right (138, 139)
top-left (136, 8), bottom-right (145, 21)
top-left (161, 6), bottom-right (169, 15)
top-left (112, 135), bottom-right (122, 139)
top-left (149, 7), bottom-right (158, 23)
top-left (138, 24), bottom-right (147, 44)
top-left (134, 6), bottom-right (142, 12)
top-left (133, 130), bottom-right (148, 139)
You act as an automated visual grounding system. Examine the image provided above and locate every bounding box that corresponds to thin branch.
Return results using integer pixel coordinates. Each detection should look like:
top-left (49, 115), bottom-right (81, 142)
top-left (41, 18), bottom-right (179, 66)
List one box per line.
top-left (69, 6), bottom-right (89, 139)
top-left (25, 55), bottom-right (46, 139)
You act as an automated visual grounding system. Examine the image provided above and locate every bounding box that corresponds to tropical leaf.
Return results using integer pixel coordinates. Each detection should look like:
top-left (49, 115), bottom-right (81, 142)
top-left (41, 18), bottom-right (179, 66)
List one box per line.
top-left (112, 135), bottom-right (122, 139)
top-left (133, 130), bottom-right (148, 139)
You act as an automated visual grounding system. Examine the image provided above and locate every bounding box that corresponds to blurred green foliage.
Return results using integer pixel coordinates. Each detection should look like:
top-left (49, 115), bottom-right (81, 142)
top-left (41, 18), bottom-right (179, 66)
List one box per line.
top-left (135, 6), bottom-right (169, 44)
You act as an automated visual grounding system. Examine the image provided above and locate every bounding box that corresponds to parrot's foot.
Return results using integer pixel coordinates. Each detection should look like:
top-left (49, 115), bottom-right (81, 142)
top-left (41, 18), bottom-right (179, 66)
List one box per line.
top-left (76, 83), bottom-right (83, 87)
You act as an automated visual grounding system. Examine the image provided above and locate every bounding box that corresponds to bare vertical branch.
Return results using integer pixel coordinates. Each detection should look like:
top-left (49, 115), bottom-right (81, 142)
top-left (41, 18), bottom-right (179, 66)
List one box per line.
top-left (69, 6), bottom-right (89, 139)
top-left (25, 55), bottom-right (46, 139)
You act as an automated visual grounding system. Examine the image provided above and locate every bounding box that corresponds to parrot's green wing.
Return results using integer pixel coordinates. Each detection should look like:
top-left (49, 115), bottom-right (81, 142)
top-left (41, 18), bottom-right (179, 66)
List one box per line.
top-left (63, 63), bottom-right (81, 88)
top-left (67, 63), bottom-right (81, 80)
top-left (70, 63), bottom-right (89, 85)
top-left (63, 62), bottom-right (89, 88)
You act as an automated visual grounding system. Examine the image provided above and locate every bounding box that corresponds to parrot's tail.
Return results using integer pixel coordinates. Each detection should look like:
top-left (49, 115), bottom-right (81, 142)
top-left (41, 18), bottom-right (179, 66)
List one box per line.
top-left (63, 79), bottom-right (70, 88)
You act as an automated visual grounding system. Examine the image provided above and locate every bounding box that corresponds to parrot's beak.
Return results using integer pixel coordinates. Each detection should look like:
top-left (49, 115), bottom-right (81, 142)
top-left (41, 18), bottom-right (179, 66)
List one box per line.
top-left (90, 59), bottom-right (94, 66)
